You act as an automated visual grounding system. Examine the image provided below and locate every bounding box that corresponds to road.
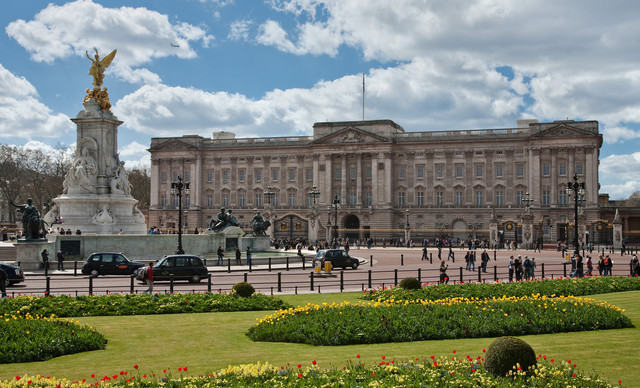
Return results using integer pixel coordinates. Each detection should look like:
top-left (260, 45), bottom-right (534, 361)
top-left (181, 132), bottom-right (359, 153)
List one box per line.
top-left (5, 245), bottom-right (635, 297)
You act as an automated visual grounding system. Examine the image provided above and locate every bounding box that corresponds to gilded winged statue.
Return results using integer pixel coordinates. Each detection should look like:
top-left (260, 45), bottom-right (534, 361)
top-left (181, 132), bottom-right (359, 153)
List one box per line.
top-left (86, 48), bottom-right (117, 88)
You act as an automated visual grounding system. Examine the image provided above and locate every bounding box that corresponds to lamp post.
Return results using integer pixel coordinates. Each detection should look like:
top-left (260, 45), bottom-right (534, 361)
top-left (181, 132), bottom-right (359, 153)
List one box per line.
top-left (171, 175), bottom-right (189, 254)
top-left (264, 185), bottom-right (275, 206)
top-left (309, 184), bottom-right (320, 205)
top-left (566, 174), bottom-right (585, 256)
top-left (332, 195), bottom-right (340, 242)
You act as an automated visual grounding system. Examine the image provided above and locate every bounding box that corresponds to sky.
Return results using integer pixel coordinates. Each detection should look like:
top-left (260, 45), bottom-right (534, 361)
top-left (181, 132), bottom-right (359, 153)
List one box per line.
top-left (1, 0), bottom-right (640, 200)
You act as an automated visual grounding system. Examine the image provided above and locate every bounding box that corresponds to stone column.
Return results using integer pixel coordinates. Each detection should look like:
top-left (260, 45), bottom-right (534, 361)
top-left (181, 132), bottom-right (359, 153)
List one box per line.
top-left (613, 209), bottom-right (623, 250)
top-left (371, 153), bottom-right (379, 206)
top-left (521, 214), bottom-right (534, 249)
top-left (356, 153), bottom-right (363, 206)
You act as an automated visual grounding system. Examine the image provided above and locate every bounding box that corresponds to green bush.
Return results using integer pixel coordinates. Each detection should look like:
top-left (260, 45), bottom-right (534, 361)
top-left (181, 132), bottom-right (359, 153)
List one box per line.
top-left (484, 336), bottom-right (537, 377)
top-left (362, 276), bottom-right (640, 302)
top-left (399, 277), bottom-right (422, 290)
top-left (248, 295), bottom-right (632, 345)
top-left (0, 314), bottom-right (106, 364)
top-left (0, 293), bottom-right (289, 317)
top-left (232, 282), bottom-right (255, 298)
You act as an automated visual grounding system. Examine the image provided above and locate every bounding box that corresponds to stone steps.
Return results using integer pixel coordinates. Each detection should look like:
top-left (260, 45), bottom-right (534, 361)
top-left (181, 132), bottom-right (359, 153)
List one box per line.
top-left (0, 244), bottom-right (17, 262)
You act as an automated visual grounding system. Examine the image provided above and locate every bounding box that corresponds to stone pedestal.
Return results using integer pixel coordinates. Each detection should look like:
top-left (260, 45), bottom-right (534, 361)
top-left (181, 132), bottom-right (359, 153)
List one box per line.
top-left (44, 100), bottom-right (147, 235)
top-left (14, 240), bottom-right (55, 270)
top-left (241, 235), bottom-right (271, 252)
top-left (521, 214), bottom-right (534, 249)
top-left (613, 208), bottom-right (623, 250)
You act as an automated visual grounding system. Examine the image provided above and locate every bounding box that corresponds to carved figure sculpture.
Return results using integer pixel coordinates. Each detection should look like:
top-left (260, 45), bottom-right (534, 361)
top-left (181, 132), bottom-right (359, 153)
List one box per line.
top-left (73, 147), bottom-right (97, 193)
top-left (86, 48), bottom-right (117, 89)
top-left (92, 204), bottom-right (114, 224)
top-left (251, 210), bottom-right (271, 235)
top-left (110, 161), bottom-right (131, 195)
top-left (12, 198), bottom-right (45, 240)
top-left (209, 207), bottom-right (239, 231)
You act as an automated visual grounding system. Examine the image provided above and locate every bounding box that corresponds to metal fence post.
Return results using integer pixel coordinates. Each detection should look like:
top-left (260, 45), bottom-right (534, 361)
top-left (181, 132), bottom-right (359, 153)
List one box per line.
top-left (207, 274), bottom-right (212, 293)
top-left (418, 268), bottom-right (422, 283)
top-left (563, 262), bottom-right (567, 278)
top-left (494, 265), bottom-right (497, 282)
top-left (268, 257), bottom-right (272, 271)
top-left (227, 258), bottom-right (231, 273)
top-left (459, 267), bottom-right (463, 283)
top-left (45, 276), bottom-right (50, 296)
top-left (477, 268), bottom-right (481, 283)
top-left (394, 268), bottom-right (398, 286)
top-left (370, 255), bottom-right (373, 267)
top-left (401, 254), bottom-right (404, 266)
top-left (310, 271), bottom-right (314, 291)
top-left (130, 275), bottom-right (134, 294)
top-left (277, 272), bottom-right (282, 292)
top-left (74, 261), bottom-right (78, 276)
top-left (286, 257), bottom-right (289, 271)
top-left (340, 270), bottom-right (344, 292)
top-left (170, 274), bottom-right (174, 294)
top-left (89, 276), bottom-right (93, 295)
top-left (244, 273), bottom-right (248, 282)
top-left (368, 269), bottom-right (372, 289)
top-left (541, 263), bottom-right (545, 279)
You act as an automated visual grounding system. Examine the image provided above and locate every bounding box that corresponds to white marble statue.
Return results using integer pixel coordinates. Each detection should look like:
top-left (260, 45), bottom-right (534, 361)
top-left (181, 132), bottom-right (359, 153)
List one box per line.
top-left (92, 204), bottom-right (115, 224)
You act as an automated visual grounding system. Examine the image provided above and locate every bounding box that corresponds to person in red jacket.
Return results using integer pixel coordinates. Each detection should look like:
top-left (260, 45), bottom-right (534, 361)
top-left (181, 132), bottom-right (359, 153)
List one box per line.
top-left (143, 261), bottom-right (154, 294)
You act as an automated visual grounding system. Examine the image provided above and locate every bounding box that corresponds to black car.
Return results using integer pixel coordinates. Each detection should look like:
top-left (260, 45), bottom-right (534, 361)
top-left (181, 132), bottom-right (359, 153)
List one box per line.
top-left (82, 252), bottom-right (146, 277)
top-left (312, 249), bottom-right (360, 270)
top-left (0, 262), bottom-right (25, 286)
top-left (143, 255), bottom-right (208, 283)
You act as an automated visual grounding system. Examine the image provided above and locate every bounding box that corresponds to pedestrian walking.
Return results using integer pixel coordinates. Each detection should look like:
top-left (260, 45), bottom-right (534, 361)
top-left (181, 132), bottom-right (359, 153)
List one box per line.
top-left (439, 261), bottom-right (449, 284)
top-left (41, 249), bottom-right (50, 276)
top-left (217, 246), bottom-right (224, 266)
top-left (143, 261), bottom-right (154, 294)
top-left (56, 249), bottom-right (65, 271)
top-left (235, 247), bottom-right (242, 265)
top-left (0, 266), bottom-right (7, 297)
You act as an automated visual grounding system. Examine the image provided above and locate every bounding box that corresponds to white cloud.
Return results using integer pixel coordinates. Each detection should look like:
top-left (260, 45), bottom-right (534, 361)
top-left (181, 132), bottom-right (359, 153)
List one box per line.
top-left (0, 64), bottom-right (74, 140)
top-left (599, 152), bottom-right (640, 199)
top-left (228, 20), bottom-right (253, 41)
top-left (119, 141), bottom-right (149, 158)
top-left (601, 126), bottom-right (640, 144)
top-left (5, 0), bottom-right (214, 84)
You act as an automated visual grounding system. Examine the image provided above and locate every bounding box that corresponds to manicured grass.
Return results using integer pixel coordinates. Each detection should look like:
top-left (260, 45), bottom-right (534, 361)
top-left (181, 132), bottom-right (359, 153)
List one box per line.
top-left (0, 291), bottom-right (638, 385)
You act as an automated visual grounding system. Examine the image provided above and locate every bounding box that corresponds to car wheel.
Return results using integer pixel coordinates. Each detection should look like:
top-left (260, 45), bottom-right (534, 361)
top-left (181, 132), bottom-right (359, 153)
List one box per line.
top-left (90, 269), bottom-right (99, 277)
top-left (190, 274), bottom-right (202, 283)
top-left (351, 262), bottom-right (359, 269)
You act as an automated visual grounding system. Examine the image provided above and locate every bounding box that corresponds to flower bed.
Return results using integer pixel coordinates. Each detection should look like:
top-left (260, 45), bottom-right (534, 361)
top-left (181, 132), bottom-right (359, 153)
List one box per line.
top-left (3, 354), bottom-right (622, 387)
top-left (247, 295), bottom-right (632, 345)
top-left (0, 293), bottom-right (291, 317)
top-left (0, 313), bottom-right (106, 364)
top-left (362, 276), bottom-right (640, 302)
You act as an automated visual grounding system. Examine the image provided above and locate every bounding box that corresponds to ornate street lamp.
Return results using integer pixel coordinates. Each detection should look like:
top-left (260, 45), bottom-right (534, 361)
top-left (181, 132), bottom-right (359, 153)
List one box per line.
top-left (264, 185), bottom-right (275, 206)
top-left (171, 175), bottom-right (189, 254)
top-left (309, 184), bottom-right (320, 205)
top-left (566, 174), bottom-right (585, 256)
top-left (405, 208), bottom-right (410, 228)
top-left (332, 195), bottom-right (340, 241)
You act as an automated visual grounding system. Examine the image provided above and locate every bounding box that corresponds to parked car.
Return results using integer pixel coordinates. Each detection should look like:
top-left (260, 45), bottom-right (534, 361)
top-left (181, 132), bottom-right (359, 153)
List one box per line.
top-left (312, 249), bottom-right (360, 270)
top-left (0, 262), bottom-right (25, 286)
top-left (139, 255), bottom-right (208, 283)
top-left (82, 252), bottom-right (146, 277)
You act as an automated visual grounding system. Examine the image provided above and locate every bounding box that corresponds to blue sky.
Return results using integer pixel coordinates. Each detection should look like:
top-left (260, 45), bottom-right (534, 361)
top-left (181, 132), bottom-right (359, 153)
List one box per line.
top-left (2, 0), bottom-right (640, 200)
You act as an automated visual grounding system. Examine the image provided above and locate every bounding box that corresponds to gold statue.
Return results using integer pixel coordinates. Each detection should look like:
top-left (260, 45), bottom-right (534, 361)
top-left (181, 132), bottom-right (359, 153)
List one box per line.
top-left (86, 48), bottom-right (117, 89)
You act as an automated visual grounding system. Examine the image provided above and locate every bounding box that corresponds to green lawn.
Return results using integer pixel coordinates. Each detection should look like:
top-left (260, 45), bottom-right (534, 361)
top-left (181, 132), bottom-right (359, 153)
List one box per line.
top-left (1, 291), bottom-right (638, 385)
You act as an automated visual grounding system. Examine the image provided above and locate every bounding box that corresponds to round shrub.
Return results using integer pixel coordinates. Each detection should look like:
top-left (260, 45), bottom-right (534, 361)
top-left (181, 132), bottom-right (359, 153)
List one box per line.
top-left (484, 336), bottom-right (537, 377)
top-left (399, 277), bottom-right (421, 290)
top-left (232, 281), bottom-right (255, 297)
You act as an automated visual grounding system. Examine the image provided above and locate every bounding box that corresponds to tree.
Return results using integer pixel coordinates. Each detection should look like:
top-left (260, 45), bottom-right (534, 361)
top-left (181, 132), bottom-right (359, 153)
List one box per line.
top-left (627, 191), bottom-right (640, 207)
top-left (127, 167), bottom-right (151, 210)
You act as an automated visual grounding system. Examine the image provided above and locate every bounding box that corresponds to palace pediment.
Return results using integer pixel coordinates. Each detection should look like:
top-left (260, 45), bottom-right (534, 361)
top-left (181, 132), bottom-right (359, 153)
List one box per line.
top-left (310, 126), bottom-right (392, 145)
top-left (530, 123), bottom-right (596, 139)
top-left (148, 138), bottom-right (198, 151)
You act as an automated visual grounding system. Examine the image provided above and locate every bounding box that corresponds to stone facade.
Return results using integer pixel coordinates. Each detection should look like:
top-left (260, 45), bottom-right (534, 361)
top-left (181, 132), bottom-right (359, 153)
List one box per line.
top-left (148, 119), bottom-right (604, 246)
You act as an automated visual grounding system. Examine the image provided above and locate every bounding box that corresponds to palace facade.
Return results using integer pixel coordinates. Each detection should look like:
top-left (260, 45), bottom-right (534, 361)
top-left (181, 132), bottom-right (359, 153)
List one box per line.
top-left (148, 119), bottom-right (608, 245)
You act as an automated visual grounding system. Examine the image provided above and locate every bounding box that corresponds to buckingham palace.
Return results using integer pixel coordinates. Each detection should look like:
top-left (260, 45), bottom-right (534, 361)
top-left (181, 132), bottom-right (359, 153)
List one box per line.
top-left (148, 118), bottom-right (610, 246)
